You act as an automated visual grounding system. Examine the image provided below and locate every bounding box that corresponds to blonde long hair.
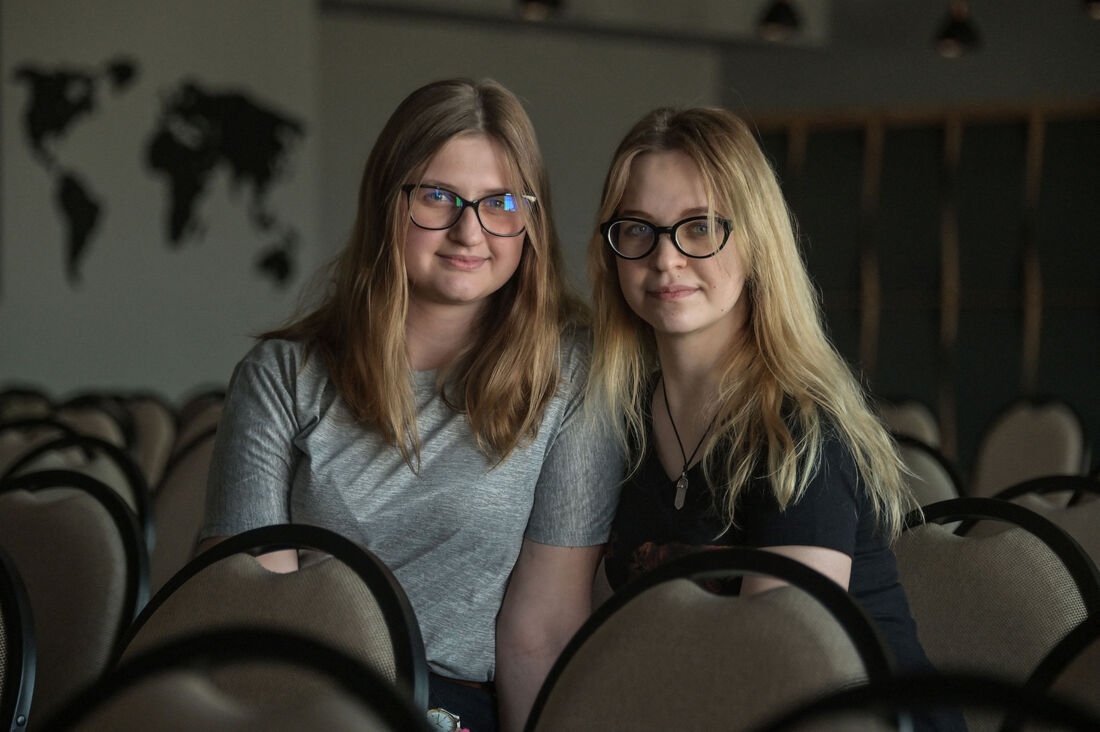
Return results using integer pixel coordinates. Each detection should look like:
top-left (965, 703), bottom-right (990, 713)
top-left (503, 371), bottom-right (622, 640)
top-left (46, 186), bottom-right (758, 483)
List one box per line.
top-left (269, 78), bottom-right (579, 467)
top-left (588, 107), bottom-right (912, 539)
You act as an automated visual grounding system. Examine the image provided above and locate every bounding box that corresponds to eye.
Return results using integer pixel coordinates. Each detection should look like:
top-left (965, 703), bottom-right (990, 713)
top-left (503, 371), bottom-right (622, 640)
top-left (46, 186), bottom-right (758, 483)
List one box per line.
top-left (623, 222), bottom-right (654, 238)
top-left (484, 195), bottom-right (514, 212)
top-left (422, 188), bottom-right (456, 205)
top-left (686, 220), bottom-right (710, 236)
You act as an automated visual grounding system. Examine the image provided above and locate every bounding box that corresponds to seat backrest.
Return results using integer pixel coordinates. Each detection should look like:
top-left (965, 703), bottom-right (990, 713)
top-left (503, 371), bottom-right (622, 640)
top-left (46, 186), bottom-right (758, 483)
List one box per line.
top-left (0, 546), bottom-right (35, 732)
top-left (527, 547), bottom-right (893, 732)
top-left (148, 430), bottom-right (217, 594)
top-left (117, 524), bottom-right (428, 711)
top-left (0, 473), bottom-right (149, 723)
top-left (1023, 611), bottom-right (1100, 721)
top-left (894, 498), bottom-right (1100, 731)
top-left (878, 398), bottom-right (940, 448)
top-left (753, 671), bottom-right (1100, 732)
top-left (895, 435), bottom-right (964, 506)
top-left (122, 395), bottom-right (177, 490)
top-left (1, 435), bottom-right (153, 549)
top-left (0, 418), bottom-right (77, 477)
top-left (0, 389), bottom-right (52, 422)
top-left (43, 628), bottom-right (431, 732)
top-left (171, 401), bottom-right (222, 460)
top-left (53, 405), bottom-right (127, 449)
top-left (970, 398), bottom-right (1088, 498)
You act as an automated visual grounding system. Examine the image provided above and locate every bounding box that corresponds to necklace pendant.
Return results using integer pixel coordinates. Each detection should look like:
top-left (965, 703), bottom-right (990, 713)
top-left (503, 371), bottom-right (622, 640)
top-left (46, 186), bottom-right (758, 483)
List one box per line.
top-left (674, 473), bottom-right (688, 510)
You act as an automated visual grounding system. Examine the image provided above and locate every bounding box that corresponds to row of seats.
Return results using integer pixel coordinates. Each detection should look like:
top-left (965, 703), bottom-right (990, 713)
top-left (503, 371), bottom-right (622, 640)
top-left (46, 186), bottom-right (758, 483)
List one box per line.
top-left (878, 395), bottom-right (1095, 502)
top-left (1, 384), bottom-right (1098, 729)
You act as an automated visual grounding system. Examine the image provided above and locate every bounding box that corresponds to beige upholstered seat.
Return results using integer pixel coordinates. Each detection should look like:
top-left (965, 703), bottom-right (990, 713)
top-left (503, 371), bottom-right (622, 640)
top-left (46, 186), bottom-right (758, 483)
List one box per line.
top-left (148, 429), bottom-right (217, 594)
top-left (0, 389), bottom-right (52, 422)
top-left (170, 400), bottom-right (222, 461)
top-left (894, 497), bottom-right (1100, 732)
top-left (970, 399), bottom-right (1088, 499)
top-left (0, 477), bottom-right (148, 724)
top-left (896, 436), bottom-right (963, 506)
top-left (46, 629), bottom-right (431, 732)
top-left (123, 395), bottom-right (177, 490)
top-left (117, 524), bottom-right (428, 711)
top-left (878, 399), bottom-right (940, 448)
top-left (0, 418), bottom-right (75, 476)
top-left (754, 671), bottom-right (1100, 732)
top-left (527, 548), bottom-right (892, 732)
top-left (973, 476), bottom-right (1100, 566)
top-left (2, 435), bottom-right (153, 549)
top-left (54, 405), bottom-right (127, 448)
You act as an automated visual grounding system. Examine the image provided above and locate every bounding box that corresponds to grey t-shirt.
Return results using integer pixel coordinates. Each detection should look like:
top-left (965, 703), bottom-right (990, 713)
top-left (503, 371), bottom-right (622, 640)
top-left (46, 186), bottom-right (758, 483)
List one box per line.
top-left (200, 335), bottom-right (621, 681)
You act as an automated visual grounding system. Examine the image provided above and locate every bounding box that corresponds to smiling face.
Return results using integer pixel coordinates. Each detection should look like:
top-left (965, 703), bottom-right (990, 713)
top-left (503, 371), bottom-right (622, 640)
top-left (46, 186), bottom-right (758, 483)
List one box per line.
top-left (614, 150), bottom-right (749, 352)
top-left (403, 133), bottom-right (525, 314)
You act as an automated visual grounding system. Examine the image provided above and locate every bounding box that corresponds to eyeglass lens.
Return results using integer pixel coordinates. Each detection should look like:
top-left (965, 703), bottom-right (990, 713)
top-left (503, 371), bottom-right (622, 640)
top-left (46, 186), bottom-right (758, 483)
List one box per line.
top-left (407, 185), bottom-right (530, 237)
top-left (606, 217), bottom-right (727, 259)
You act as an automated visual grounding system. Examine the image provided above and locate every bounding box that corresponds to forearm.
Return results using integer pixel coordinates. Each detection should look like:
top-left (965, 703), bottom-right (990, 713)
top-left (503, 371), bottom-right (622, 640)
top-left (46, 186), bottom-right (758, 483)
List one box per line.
top-left (495, 540), bottom-right (600, 731)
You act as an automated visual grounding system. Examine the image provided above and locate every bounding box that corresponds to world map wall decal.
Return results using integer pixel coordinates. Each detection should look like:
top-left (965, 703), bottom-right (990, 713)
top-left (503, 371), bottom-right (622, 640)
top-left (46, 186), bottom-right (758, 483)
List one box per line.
top-left (12, 55), bottom-right (306, 288)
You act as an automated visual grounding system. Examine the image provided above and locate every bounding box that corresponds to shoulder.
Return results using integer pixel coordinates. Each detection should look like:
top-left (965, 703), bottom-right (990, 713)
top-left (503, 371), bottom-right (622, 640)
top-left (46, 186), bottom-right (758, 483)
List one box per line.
top-left (557, 324), bottom-right (594, 385)
top-left (232, 338), bottom-right (329, 396)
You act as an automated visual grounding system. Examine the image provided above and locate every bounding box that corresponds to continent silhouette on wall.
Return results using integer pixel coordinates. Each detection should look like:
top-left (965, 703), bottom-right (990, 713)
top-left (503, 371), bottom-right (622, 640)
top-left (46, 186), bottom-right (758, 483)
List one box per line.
top-left (146, 80), bottom-right (305, 287)
top-left (12, 57), bottom-right (138, 282)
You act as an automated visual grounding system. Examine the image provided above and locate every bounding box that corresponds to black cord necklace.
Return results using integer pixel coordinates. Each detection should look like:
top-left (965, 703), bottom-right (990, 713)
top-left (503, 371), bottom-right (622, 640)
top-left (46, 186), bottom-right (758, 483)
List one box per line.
top-left (660, 376), bottom-right (718, 510)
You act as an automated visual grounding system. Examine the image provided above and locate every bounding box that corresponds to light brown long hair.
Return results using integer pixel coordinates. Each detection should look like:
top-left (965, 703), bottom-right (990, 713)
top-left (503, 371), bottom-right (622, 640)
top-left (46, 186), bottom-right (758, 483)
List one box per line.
top-left (588, 107), bottom-right (912, 539)
top-left (268, 78), bottom-right (579, 467)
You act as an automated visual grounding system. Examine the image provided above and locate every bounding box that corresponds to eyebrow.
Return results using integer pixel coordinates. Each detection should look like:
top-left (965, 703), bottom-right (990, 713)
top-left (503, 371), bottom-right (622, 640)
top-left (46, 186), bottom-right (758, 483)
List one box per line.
top-left (417, 181), bottom-right (513, 200)
top-left (618, 206), bottom-right (711, 220)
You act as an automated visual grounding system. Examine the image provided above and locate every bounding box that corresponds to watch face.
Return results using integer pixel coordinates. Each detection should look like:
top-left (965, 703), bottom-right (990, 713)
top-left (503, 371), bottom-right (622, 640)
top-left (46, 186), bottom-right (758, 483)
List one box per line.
top-left (426, 708), bottom-right (461, 732)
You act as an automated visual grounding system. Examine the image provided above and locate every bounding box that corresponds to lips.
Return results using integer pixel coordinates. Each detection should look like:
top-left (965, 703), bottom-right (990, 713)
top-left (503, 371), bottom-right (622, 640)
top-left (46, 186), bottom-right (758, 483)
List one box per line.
top-left (648, 285), bottom-right (697, 301)
top-left (439, 254), bottom-right (488, 271)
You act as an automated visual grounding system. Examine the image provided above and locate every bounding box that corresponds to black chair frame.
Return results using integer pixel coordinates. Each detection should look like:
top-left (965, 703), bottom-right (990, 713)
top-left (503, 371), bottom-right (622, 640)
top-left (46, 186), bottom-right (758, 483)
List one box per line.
top-left (41, 627), bottom-right (431, 732)
top-left (906, 497), bottom-right (1100, 616)
top-left (0, 469), bottom-right (151, 656)
top-left (751, 670), bottom-right (1100, 732)
top-left (0, 434), bottom-right (153, 549)
top-left (524, 546), bottom-right (897, 732)
top-left (0, 546), bottom-right (35, 732)
top-left (117, 523), bottom-right (429, 711)
top-left (57, 393), bottom-right (136, 451)
top-left (992, 474), bottom-right (1100, 508)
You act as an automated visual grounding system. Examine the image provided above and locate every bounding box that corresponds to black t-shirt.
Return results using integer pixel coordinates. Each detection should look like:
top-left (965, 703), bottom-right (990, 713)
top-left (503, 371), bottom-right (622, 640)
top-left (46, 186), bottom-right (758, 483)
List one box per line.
top-left (604, 424), bottom-right (933, 676)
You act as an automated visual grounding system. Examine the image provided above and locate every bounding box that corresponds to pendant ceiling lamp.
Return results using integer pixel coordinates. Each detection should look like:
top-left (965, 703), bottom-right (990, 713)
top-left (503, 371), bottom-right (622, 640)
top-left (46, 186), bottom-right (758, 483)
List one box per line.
top-left (935, 0), bottom-right (981, 58)
top-left (757, 0), bottom-right (801, 42)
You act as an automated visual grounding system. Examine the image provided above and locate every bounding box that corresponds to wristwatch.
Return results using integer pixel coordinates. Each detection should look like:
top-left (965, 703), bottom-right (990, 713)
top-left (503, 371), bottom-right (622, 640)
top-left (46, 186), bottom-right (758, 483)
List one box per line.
top-left (427, 707), bottom-right (462, 731)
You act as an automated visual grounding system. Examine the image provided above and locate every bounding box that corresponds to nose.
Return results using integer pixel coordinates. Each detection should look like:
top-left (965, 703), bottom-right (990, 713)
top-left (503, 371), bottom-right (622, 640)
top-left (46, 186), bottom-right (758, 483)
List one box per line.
top-left (447, 204), bottom-right (485, 246)
top-left (650, 231), bottom-right (685, 271)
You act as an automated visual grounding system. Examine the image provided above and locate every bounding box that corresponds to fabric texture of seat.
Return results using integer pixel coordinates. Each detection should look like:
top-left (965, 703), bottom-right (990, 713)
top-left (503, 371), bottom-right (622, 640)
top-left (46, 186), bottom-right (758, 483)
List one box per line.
top-left (894, 497), bottom-right (1100, 731)
top-left (117, 523), bottom-right (428, 712)
top-left (972, 476), bottom-right (1100, 566)
top-left (0, 472), bottom-right (149, 724)
top-left (147, 429), bottom-right (217, 594)
top-left (0, 546), bottom-right (35, 732)
top-left (895, 435), bottom-right (964, 506)
top-left (970, 398), bottom-right (1089, 499)
top-left (170, 400), bottom-right (222, 460)
top-left (43, 628), bottom-right (431, 732)
top-left (1023, 611), bottom-right (1100, 721)
top-left (0, 390), bottom-right (52, 423)
top-left (751, 670), bottom-right (1100, 732)
top-left (526, 547), bottom-right (893, 732)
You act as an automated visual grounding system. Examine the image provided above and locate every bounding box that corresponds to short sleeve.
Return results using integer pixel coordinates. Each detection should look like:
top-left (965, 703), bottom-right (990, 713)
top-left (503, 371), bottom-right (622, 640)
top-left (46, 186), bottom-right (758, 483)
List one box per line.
top-left (738, 438), bottom-right (862, 557)
top-left (523, 336), bottom-right (624, 547)
top-left (199, 340), bottom-right (304, 539)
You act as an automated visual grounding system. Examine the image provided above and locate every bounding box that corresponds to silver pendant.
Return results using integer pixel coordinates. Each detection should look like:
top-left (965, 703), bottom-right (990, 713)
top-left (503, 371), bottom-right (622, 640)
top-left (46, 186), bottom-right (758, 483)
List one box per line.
top-left (674, 473), bottom-right (688, 509)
